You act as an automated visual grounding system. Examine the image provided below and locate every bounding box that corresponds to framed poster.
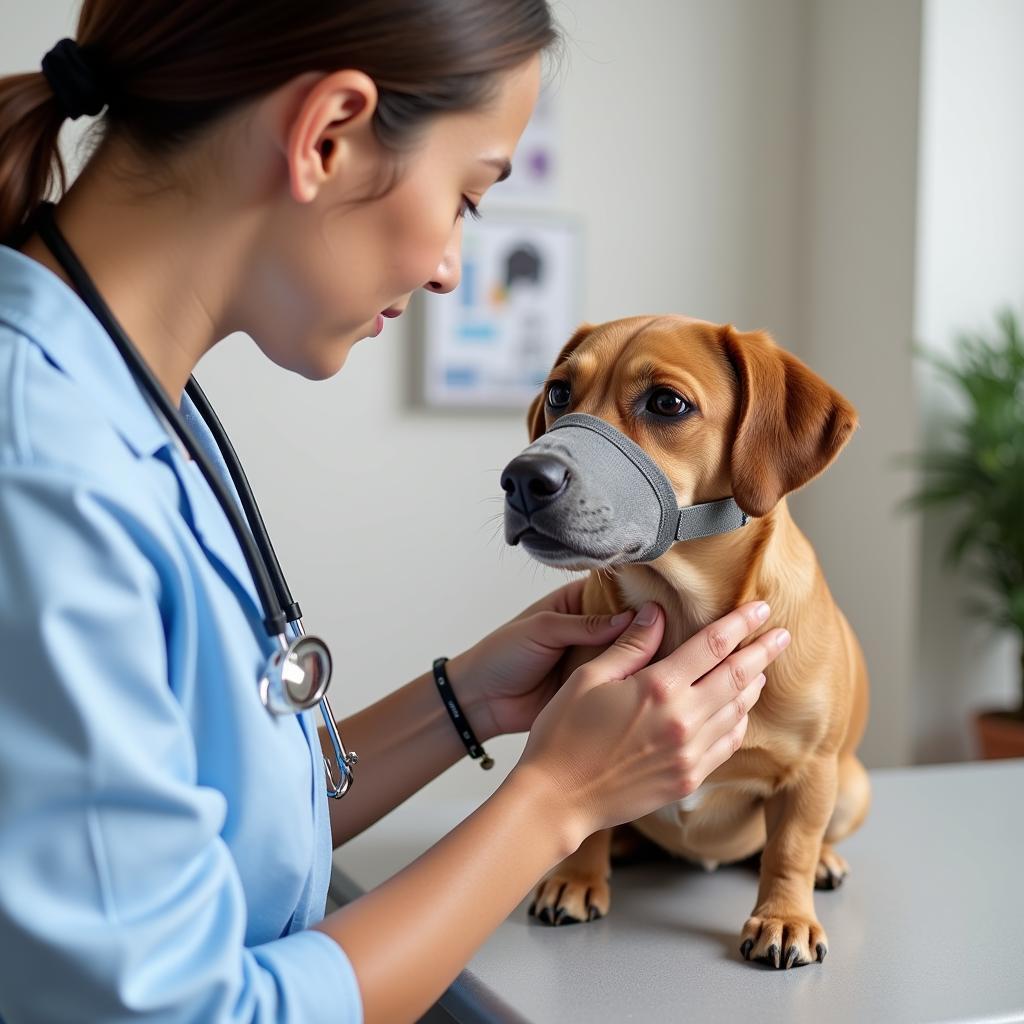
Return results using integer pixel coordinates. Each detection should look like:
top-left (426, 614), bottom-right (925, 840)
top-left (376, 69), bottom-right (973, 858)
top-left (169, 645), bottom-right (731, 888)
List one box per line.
top-left (418, 210), bottom-right (582, 410)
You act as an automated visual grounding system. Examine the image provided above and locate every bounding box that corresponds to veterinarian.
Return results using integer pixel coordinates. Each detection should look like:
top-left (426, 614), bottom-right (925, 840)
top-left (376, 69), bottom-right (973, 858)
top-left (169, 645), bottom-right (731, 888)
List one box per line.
top-left (0, 2), bottom-right (790, 1021)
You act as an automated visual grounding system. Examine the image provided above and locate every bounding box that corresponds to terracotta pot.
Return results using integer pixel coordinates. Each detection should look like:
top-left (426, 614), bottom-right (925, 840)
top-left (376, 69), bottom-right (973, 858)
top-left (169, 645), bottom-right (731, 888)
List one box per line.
top-left (974, 709), bottom-right (1024, 760)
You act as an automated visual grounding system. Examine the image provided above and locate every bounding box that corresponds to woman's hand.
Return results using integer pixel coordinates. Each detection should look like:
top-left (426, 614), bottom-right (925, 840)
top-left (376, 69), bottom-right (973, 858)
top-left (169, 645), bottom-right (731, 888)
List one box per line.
top-left (513, 601), bottom-right (788, 847)
top-left (446, 579), bottom-right (636, 741)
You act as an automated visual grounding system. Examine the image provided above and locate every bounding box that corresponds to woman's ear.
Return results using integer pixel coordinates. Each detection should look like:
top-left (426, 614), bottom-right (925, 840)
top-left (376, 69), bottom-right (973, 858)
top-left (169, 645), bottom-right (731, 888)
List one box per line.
top-left (527, 322), bottom-right (594, 441)
top-left (721, 325), bottom-right (858, 518)
top-left (285, 70), bottom-right (378, 203)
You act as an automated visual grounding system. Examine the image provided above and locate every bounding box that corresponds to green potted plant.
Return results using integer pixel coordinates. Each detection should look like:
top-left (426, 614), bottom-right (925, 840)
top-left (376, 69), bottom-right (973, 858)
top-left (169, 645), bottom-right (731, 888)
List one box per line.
top-left (907, 308), bottom-right (1024, 758)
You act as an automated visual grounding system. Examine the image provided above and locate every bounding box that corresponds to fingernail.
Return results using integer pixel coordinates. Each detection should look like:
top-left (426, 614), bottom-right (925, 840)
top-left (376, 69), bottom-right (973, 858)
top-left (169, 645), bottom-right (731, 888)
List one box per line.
top-left (635, 602), bottom-right (658, 626)
top-left (775, 629), bottom-right (791, 650)
top-left (754, 673), bottom-right (766, 687)
top-left (611, 611), bottom-right (633, 627)
top-left (755, 602), bottom-right (771, 621)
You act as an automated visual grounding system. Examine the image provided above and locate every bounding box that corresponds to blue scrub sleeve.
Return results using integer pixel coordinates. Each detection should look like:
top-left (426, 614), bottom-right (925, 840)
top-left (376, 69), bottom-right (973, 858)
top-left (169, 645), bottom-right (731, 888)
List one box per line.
top-left (0, 466), bottom-right (363, 1023)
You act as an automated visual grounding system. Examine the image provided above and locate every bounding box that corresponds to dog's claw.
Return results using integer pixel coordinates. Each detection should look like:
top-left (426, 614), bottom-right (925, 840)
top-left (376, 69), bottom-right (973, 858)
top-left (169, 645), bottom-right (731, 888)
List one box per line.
top-left (535, 904), bottom-right (580, 927)
top-left (785, 945), bottom-right (800, 969)
top-left (816, 867), bottom-right (843, 890)
top-left (768, 944), bottom-right (781, 969)
top-left (816, 942), bottom-right (828, 963)
top-left (740, 939), bottom-right (754, 960)
top-left (815, 846), bottom-right (850, 891)
top-left (530, 875), bottom-right (608, 927)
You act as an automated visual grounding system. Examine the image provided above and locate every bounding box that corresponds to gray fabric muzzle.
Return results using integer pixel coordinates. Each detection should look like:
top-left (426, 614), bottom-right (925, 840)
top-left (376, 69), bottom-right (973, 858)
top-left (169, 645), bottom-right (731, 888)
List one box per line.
top-left (503, 412), bottom-right (749, 565)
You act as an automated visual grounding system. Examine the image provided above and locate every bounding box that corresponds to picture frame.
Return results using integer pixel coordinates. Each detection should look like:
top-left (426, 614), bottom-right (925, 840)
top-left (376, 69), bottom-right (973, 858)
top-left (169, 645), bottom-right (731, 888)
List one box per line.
top-left (413, 209), bottom-right (583, 411)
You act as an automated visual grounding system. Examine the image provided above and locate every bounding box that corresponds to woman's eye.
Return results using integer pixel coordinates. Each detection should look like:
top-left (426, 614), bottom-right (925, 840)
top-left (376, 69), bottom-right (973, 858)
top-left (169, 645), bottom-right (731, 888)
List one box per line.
top-left (646, 388), bottom-right (690, 417)
top-left (546, 381), bottom-right (571, 408)
top-left (458, 196), bottom-right (482, 222)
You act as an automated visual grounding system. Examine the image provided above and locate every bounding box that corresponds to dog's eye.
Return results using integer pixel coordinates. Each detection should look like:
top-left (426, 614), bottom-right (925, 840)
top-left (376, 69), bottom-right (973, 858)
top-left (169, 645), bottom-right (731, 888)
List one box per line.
top-left (647, 388), bottom-right (690, 417)
top-left (546, 381), bottom-right (571, 408)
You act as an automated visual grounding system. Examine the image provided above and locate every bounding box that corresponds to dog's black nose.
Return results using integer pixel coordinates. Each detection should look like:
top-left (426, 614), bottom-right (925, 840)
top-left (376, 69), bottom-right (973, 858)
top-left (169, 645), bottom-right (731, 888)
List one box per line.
top-left (501, 454), bottom-right (570, 517)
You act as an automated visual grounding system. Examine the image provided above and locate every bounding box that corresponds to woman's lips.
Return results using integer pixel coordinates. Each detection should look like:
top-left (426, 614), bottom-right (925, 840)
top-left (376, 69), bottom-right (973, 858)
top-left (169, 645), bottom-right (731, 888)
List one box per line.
top-left (367, 307), bottom-right (403, 339)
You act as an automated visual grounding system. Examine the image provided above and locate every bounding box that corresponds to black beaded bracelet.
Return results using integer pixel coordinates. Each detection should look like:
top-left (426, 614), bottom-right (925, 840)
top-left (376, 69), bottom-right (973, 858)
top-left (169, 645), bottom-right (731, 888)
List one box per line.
top-left (432, 657), bottom-right (494, 770)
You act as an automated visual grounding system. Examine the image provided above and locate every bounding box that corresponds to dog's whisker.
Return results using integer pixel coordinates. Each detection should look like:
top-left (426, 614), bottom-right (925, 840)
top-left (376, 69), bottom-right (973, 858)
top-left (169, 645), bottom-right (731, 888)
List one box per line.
top-left (477, 512), bottom-right (505, 533)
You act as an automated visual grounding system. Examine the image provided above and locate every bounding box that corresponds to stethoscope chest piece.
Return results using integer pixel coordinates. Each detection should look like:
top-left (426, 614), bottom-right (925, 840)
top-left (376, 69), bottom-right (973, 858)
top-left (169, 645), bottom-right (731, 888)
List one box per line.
top-left (259, 633), bottom-right (332, 716)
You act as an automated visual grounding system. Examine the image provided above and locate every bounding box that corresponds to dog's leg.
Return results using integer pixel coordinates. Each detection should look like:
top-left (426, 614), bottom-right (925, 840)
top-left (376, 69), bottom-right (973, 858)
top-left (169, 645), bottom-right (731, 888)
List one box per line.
top-left (529, 828), bottom-right (613, 926)
top-left (815, 754), bottom-right (870, 889)
top-left (825, 754), bottom-right (870, 842)
top-left (739, 757), bottom-right (838, 968)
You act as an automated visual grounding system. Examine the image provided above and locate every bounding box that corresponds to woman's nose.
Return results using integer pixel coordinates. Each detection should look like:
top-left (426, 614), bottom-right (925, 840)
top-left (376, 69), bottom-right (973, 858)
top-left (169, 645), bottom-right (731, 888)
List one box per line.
top-left (424, 221), bottom-right (463, 295)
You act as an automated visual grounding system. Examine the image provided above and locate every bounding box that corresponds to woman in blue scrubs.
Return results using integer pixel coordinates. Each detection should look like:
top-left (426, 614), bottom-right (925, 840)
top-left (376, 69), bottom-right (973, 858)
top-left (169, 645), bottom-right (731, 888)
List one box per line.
top-left (0, 3), bottom-right (788, 1021)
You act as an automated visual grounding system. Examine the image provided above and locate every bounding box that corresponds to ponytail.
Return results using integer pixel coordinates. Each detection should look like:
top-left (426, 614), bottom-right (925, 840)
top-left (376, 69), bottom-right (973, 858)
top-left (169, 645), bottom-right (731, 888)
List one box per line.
top-left (0, 73), bottom-right (68, 246)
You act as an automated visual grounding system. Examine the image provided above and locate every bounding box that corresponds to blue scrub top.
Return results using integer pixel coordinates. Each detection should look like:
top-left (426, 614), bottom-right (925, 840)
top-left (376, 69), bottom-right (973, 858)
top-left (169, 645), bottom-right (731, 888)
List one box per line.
top-left (0, 245), bottom-right (363, 1022)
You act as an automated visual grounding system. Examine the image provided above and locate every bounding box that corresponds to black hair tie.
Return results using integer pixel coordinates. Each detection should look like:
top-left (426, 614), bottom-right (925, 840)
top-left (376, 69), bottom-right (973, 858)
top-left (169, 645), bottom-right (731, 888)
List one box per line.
top-left (41, 38), bottom-right (107, 121)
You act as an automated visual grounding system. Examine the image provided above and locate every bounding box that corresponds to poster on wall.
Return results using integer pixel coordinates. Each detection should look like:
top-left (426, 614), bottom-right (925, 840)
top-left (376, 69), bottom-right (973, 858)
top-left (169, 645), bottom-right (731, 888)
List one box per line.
top-left (419, 211), bottom-right (581, 410)
top-left (492, 85), bottom-right (558, 205)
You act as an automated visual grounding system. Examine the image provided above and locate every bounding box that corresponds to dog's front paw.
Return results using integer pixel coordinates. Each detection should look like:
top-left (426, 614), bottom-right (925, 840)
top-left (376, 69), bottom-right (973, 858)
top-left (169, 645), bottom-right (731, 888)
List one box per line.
top-left (739, 913), bottom-right (828, 968)
top-left (528, 868), bottom-right (610, 926)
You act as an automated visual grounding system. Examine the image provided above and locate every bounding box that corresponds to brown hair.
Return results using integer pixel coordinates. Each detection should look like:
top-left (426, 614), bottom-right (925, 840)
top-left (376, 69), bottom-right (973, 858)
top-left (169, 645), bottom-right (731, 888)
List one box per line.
top-left (0, 0), bottom-right (558, 245)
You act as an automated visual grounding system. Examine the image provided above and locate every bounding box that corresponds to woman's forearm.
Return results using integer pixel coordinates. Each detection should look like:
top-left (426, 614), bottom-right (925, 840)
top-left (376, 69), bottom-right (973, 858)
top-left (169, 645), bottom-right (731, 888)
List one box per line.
top-left (313, 765), bottom-right (579, 1024)
top-left (322, 652), bottom-right (485, 848)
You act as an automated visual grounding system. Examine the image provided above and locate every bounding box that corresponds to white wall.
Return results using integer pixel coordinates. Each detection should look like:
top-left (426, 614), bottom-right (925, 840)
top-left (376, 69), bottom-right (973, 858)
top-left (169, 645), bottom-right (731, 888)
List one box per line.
top-left (911, 0), bottom-right (1024, 761)
top-left (553, 0), bottom-right (803, 336)
top-left (789, 0), bottom-right (924, 768)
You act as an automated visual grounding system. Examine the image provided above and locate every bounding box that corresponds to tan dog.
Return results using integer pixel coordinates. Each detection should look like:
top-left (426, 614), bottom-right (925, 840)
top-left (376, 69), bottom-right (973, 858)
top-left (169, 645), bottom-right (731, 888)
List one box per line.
top-left (504, 315), bottom-right (869, 969)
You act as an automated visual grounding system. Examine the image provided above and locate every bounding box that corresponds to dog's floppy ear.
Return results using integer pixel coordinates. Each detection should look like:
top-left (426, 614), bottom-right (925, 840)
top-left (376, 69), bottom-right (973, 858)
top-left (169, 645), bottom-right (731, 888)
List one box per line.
top-left (721, 325), bottom-right (858, 518)
top-left (526, 322), bottom-right (595, 441)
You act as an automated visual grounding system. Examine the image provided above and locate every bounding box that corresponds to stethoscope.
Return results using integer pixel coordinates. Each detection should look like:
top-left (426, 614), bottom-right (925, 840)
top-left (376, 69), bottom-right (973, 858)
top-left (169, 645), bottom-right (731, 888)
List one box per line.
top-left (34, 201), bottom-right (357, 799)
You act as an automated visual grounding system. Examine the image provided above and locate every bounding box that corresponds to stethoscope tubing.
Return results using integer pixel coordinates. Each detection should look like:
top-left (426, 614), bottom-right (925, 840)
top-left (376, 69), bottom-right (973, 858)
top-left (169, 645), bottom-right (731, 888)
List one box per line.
top-left (185, 377), bottom-right (356, 797)
top-left (184, 376), bottom-right (302, 624)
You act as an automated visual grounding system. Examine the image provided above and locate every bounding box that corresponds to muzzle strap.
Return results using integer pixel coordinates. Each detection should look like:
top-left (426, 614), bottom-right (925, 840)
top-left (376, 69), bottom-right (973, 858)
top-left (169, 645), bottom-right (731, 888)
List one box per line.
top-left (675, 497), bottom-right (748, 542)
